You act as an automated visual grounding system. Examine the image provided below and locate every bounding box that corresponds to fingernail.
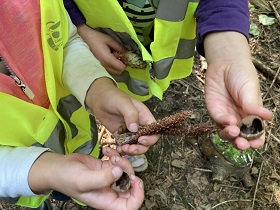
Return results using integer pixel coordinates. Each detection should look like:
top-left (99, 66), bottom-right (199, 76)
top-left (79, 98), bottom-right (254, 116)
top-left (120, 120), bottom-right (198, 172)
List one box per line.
top-left (128, 123), bottom-right (138, 132)
top-left (114, 156), bottom-right (120, 162)
top-left (139, 139), bottom-right (147, 145)
top-left (130, 174), bottom-right (136, 181)
top-left (229, 130), bottom-right (239, 137)
top-left (105, 147), bottom-right (110, 153)
top-left (139, 180), bottom-right (143, 189)
top-left (112, 166), bottom-right (123, 178)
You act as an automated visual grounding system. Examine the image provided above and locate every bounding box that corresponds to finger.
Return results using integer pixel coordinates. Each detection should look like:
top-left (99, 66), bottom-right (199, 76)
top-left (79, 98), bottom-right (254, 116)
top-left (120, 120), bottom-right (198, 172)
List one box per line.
top-left (247, 132), bottom-right (266, 149)
top-left (116, 99), bottom-right (140, 133)
top-left (110, 156), bottom-right (135, 176)
top-left (117, 144), bottom-right (149, 156)
top-left (248, 137), bottom-right (265, 149)
top-left (104, 54), bottom-right (126, 73)
top-left (138, 134), bottom-right (160, 146)
top-left (120, 98), bottom-right (156, 133)
top-left (131, 98), bottom-right (156, 125)
top-left (231, 137), bottom-right (250, 150)
top-left (107, 38), bottom-right (127, 53)
top-left (103, 147), bottom-right (121, 158)
top-left (126, 175), bottom-right (145, 209)
top-left (242, 104), bottom-right (273, 120)
top-left (122, 98), bottom-right (156, 133)
top-left (106, 66), bottom-right (125, 75)
top-left (78, 164), bottom-right (124, 191)
top-left (218, 125), bottom-right (240, 140)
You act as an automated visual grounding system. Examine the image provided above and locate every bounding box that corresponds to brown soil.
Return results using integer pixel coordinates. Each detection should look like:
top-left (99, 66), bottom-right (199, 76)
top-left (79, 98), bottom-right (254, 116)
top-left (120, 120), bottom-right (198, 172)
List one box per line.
top-left (1, 1), bottom-right (280, 209)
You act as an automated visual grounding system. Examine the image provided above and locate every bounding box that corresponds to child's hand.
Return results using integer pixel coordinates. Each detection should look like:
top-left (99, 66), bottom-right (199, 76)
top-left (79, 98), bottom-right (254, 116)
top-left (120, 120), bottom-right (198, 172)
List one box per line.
top-left (204, 31), bottom-right (273, 150)
top-left (28, 150), bottom-right (144, 210)
top-left (85, 77), bottom-right (160, 155)
top-left (77, 23), bottom-right (127, 75)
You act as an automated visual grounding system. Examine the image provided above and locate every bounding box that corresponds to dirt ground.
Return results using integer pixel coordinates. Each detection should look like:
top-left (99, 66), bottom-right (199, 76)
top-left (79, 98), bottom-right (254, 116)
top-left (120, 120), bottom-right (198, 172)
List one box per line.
top-left (1, 1), bottom-right (279, 210)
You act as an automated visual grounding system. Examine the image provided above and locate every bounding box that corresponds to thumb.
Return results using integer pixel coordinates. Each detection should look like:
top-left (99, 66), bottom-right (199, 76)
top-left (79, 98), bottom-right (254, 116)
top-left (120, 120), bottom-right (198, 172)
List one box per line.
top-left (239, 82), bottom-right (272, 120)
top-left (117, 98), bottom-right (140, 133)
top-left (81, 165), bottom-right (123, 191)
top-left (242, 101), bottom-right (272, 121)
top-left (127, 175), bottom-right (145, 208)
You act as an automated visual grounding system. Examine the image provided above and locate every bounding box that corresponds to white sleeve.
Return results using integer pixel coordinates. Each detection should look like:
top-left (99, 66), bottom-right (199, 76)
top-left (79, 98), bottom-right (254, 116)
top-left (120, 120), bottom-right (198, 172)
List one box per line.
top-left (0, 146), bottom-right (50, 197)
top-left (62, 14), bottom-right (115, 106)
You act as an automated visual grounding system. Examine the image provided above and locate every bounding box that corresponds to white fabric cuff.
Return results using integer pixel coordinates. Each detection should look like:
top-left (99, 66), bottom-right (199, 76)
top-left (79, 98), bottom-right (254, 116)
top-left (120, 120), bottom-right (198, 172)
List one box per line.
top-left (0, 146), bottom-right (50, 197)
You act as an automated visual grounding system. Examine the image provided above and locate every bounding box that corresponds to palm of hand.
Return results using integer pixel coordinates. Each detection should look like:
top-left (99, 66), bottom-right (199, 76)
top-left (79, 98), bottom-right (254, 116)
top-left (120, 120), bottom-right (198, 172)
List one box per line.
top-left (204, 61), bottom-right (271, 149)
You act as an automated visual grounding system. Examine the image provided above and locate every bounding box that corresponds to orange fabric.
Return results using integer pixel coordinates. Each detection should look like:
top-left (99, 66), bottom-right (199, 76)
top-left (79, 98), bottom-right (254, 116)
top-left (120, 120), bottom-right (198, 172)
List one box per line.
top-left (0, 1), bottom-right (49, 108)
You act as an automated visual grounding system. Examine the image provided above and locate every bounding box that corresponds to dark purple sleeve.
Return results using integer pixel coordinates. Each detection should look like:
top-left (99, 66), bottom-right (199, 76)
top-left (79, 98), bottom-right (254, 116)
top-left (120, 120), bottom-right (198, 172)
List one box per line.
top-left (195, 0), bottom-right (250, 57)
top-left (63, 0), bottom-right (86, 26)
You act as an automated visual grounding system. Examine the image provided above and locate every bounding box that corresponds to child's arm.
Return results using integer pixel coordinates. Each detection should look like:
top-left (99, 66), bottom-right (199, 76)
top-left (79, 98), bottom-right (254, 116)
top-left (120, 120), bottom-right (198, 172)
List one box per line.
top-left (0, 146), bottom-right (50, 197)
top-left (202, 33), bottom-right (272, 150)
top-left (195, 0), bottom-right (250, 57)
top-left (63, 0), bottom-right (127, 74)
top-left (196, 0), bottom-right (272, 150)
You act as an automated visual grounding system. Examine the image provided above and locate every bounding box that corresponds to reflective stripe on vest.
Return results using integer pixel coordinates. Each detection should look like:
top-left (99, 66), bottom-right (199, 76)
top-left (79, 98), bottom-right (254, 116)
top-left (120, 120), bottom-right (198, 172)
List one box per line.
top-left (0, 0), bottom-right (99, 208)
top-left (151, 0), bottom-right (199, 91)
top-left (74, 0), bottom-right (199, 102)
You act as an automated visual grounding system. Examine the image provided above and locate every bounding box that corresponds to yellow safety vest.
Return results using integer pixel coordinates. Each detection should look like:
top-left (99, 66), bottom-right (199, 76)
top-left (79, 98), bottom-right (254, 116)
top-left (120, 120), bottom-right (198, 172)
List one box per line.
top-left (74, 0), bottom-right (199, 101)
top-left (0, 0), bottom-right (98, 208)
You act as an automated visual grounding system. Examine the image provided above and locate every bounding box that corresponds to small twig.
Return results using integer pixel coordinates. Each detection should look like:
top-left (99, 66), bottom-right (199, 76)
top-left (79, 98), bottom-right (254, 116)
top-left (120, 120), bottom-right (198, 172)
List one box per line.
top-left (220, 184), bottom-right (248, 190)
top-left (265, 123), bottom-right (273, 152)
top-left (263, 93), bottom-right (280, 102)
top-left (195, 74), bottom-right (205, 85)
top-left (166, 176), bottom-right (196, 209)
top-left (269, 1), bottom-right (280, 24)
top-left (188, 81), bottom-right (204, 93)
top-left (194, 167), bottom-right (212, 173)
top-left (252, 57), bottom-right (280, 83)
top-left (156, 147), bottom-right (164, 176)
top-left (263, 67), bottom-right (280, 99)
top-left (252, 161), bottom-right (264, 209)
top-left (265, 107), bottom-right (277, 151)
top-left (271, 133), bottom-right (280, 143)
top-left (211, 199), bottom-right (251, 209)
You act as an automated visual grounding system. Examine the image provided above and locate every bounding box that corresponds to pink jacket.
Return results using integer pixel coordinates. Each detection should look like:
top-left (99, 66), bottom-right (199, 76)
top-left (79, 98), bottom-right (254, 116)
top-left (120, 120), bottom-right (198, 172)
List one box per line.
top-left (0, 1), bottom-right (49, 107)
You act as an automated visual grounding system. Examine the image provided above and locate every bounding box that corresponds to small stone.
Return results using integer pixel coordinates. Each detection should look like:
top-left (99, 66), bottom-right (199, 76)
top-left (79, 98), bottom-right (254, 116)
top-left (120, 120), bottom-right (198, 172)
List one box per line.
top-left (171, 159), bottom-right (186, 169)
top-left (251, 166), bottom-right (259, 175)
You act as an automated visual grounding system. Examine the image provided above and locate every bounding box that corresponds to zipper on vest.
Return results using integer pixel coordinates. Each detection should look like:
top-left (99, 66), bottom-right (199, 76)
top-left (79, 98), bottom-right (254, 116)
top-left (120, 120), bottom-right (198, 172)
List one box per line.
top-left (0, 55), bottom-right (35, 100)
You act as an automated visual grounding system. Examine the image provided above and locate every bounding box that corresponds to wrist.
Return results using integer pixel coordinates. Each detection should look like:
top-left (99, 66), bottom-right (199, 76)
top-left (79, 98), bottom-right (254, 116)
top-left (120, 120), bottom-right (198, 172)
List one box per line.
top-left (76, 23), bottom-right (92, 38)
top-left (204, 31), bottom-right (252, 64)
top-left (28, 152), bottom-right (63, 195)
top-left (85, 77), bottom-right (117, 112)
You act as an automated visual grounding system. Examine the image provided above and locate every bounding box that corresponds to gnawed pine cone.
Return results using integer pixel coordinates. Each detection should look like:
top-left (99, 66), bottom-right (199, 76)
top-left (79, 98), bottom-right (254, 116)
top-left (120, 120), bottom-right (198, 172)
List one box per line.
top-left (113, 51), bottom-right (147, 69)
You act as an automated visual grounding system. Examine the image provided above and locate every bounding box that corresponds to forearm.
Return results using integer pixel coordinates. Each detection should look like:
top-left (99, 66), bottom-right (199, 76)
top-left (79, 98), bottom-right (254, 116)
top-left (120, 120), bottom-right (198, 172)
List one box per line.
top-left (0, 146), bottom-right (50, 197)
top-left (28, 152), bottom-right (63, 195)
top-left (196, 0), bottom-right (250, 57)
top-left (62, 14), bottom-right (115, 106)
top-left (85, 77), bottom-right (117, 112)
top-left (204, 31), bottom-right (252, 63)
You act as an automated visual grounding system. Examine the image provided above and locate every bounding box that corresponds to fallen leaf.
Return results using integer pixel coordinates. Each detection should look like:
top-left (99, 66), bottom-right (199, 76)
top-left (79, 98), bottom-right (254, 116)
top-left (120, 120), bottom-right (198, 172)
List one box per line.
top-left (258, 14), bottom-right (275, 26)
